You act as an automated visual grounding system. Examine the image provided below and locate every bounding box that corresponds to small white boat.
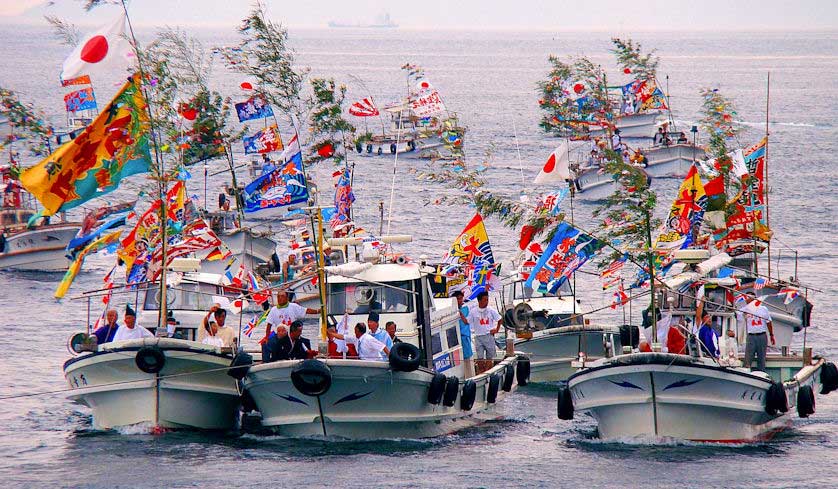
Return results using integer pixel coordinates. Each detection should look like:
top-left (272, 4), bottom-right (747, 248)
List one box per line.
top-left (635, 137), bottom-right (706, 179)
top-left (500, 279), bottom-right (620, 383)
top-left (590, 112), bottom-right (661, 139)
top-left (354, 111), bottom-right (465, 160)
top-left (571, 165), bottom-right (652, 201)
top-left (201, 211), bottom-right (279, 276)
top-left (64, 268), bottom-right (246, 431)
top-left (240, 239), bottom-right (527, 439)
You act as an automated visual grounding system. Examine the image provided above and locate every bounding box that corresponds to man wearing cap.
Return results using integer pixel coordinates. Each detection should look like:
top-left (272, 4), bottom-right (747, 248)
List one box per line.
top-left (366, 311), bottom-right (392, 349)
top-left (739, 292), bottom-right (774, 371)
top-left (112, 304), bottom-right (153, 342)
top-left (468, 291), bottom-right (502, 365)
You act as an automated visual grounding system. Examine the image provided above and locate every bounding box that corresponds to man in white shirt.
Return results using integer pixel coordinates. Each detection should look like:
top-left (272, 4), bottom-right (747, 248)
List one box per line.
top-left (468, 291), bottom-right (502, 361)
top-left (112, 305), bottom-right (153, 342)
top-left (366, 311), bottom-right (392, 349)
top-left (329, 323), bottom-right (390, 361)
top-left (262, 290), bottom-right (320, 362)
top-left (739, 292), bottom-right (774, 372)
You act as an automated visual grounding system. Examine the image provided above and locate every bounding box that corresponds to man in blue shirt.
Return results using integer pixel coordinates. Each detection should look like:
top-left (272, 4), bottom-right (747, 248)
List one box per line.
top-left (93, 309), bottom-right (120, 345)
top-left (367, 312), bottom-right (392, 349)
top-left (695, 300), bottom-right (720, 358)
top-left (453, 291), bottom-right (474, 378)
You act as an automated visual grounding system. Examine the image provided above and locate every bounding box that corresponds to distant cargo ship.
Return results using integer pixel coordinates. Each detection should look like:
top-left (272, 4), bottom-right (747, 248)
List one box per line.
top-left (328, 12), bottom-right (398, 28)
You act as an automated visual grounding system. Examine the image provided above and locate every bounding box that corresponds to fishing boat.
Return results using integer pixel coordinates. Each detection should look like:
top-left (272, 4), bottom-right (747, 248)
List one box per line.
top-left (239, 235), bottom-right (528, 438)
top-left (0, 166), bottom-right (80, 271)
top-left (570, 163), bottom-right (652, 201)
top-left (560, 250), bottom-right (836, 442)
top-left (629, 130), bottom-right (707, 179)
top-left (354, 110), bottom-right (465, 160)
top-left (202, 209), bottom-right (279, 276)
top-left (63, 260), bottom-right (243, 431)
top-left (500, 277), bottom-right (621, 383)
top-left (590, 112), bottom-right (661, 139)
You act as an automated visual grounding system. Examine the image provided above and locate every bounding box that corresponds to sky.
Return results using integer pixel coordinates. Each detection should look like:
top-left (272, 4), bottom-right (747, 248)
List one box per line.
top-left (0, 0), bottom-right (835, 30)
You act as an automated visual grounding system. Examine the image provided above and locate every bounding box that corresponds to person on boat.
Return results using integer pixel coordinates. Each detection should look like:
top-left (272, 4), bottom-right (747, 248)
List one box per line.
top-left (281, 253), bottom-right (297, 284)
top-left (267, 320), bottom-right (312, 361)
top-left (327, 314), bottom-right (359, 359)
top-left (695, 300), bottom-right (720, 358)
top-left (93, 309), bottom-right (120, 345)
top-left (262, 290), bottom-right (320, 362)
top-left (199, 305), bottom-right (232, 343)
top-left (611, 129), bottom-right (623, 152)
top-left (201, 320), bottom-right (225, 347)
top-left (739, 292), bottom-right (774, 371)
top-left (666, 316), bottom-right (688, 355)
top-left (722, 328), bottom-right (740, 365)
top-left (452, 291), bottom-right (475, 377)
top-left (329, 322), bottom-right (389, 361)
top-left (0, 228), bottom-right (6, 253)
top-left (366, 312), bottom-right (392, 349)
top-left (385, 321), bottom-right (402, 344)
top-left (112, 305), bottom-right (153, 342)
top-left (469, 291), bottom-right (502, 365)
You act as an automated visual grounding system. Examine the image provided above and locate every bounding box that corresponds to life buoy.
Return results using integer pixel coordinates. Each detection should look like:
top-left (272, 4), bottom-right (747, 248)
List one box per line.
top-left (557, 385), bottom-right (574, 420)
top-left (355, 142), bottom-right (363, 153)
top-left (428, 373), bottom-right (446, 405)
top-left (228, 351), bottom-right (253, 380)
top-left (460, 380), bottom-right (477, 410)
top-left (389, 143), bottom-right (397, 154)
top-left (797, 385), bottom-right (815, 418)
top-left (389, 342), bottom-right (421, 372)
top-left (443, 376), bottom-right (459, 407)
top-left (516, 356), bottom-right (531, 386)
top-left (135, 346), bottom-right (166, 374)
top-left (765, 382), bottom-right (789, 415)
top-left (502, 364), bottom-right (515, 392)
top-left (820, 362), bottom-right (838, 395)
top-left (366, 144), bottom-right (373, 154)
top-left (407, 140), bottom-right (416, 151)
top-left (377, 147), bottom-right (383, 155)
top-left (290, 359), bottom-right (332, 396)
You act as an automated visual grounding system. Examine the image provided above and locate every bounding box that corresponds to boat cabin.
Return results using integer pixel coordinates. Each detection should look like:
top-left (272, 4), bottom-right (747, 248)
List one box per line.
top-left (502, 279), bottom-right (582, 330)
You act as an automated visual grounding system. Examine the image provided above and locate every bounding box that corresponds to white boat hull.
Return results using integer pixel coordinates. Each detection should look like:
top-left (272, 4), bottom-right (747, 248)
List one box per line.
top-left (64, 338), bottom-right (241, 430)
top-left (244, 356), bottom-right (519, 438)
top-left (641, 144), bottom-right (706, 178)
top-left (355, 137), bottom-right (456, 160)
top-left (568, 353), bottom-right (824, 442)
top-left (513, 325), bottom-right (617, 383)
top-left (590, 112), bottom-right (661, 139)
top-left (0, 224), bottom-right (79, 271)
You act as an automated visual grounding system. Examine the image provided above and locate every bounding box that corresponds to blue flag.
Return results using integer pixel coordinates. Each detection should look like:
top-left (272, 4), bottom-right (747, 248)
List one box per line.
top-left (235, 95), bottom-right (274, 122)
top-left (525, 222), bottom-right (602, 294)
top-left (242, 152), bottom-right (308, 213)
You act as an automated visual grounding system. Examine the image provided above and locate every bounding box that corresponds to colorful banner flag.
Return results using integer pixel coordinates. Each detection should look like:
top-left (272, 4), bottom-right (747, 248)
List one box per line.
top-left (348, 98), bottom-right (380, 117)
top-left (61, 75), bottom-right (92, 87)
top-left (534, 142), bottom-right (571, 184)
top-left (19, 75), bottom-right (151, 216)
top-left (331, 167), bottom-right (355, 230)
top-left (409, 89), bottom-right (446, 118)
top-left (242, 151), bottom-right (308, 213)
top-left (55, 230), bottom-right (121, 299)
top-left (655, 165), bottom-right (707, 250)
top-left (443, 214), bottom-right (495, 266)
top-left (60, 13), bottom-right (133, 83)
top-left (63, 88), bottom-right (97, 112)
top-left (235, 95), bottom-right (274, 122)
top-left (243, 125), bottom-right (283, 154)
top-left (525, 222), bottom-right (603, 294)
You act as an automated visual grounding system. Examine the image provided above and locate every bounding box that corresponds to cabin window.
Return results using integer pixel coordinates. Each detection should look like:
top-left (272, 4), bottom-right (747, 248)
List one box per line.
top-left (328, 280), bottom-right (414, 315)
top-left (431, 332), bottom-right (442, 355)
top-left (445, 326), bottom-right (459, 349)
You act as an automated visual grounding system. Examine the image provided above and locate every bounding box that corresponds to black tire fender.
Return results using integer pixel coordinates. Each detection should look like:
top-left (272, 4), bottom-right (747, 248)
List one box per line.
top-left (557, 385), bottom-right (574, 420)
top-left (135, 346), bottom-right (166, 374)
top-left (227, 351), bottom-right (253, 380)
top-left (820, 362), bottom-right (838, 395)
top-left (290, 359), bottom-right (332, 396)
top-left (797, 385), bottom-right (815, 418)
top-left (389, 342), bottom-right (421, 372)
top-left (516, 356), bottom-right (531, 386)
top-left (427, 373), bottom-right (446, 405)
top-left (443, 376), bottom-right (459, 407)
top-left (765, 382), bottom-right (789, 415)
top-left (460, 380), bottom-right (477, 411)
top-left (486, 373), bottom-right (501, 404)
top-left (502, 364), bottom-right (515, 392)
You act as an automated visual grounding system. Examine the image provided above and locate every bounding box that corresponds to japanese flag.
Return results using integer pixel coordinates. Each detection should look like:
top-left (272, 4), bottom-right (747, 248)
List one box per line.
top-left (61, 13), bottom-right (134, 83)
top-left (534, 141), bottom-right (571, 184)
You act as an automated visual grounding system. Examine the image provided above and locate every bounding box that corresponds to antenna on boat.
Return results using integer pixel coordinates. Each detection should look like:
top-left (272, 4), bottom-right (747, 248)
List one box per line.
top-left (385, 116), bottom-right (403, 235)
top-left (512, 119), bottom-right (525, 187)
top-left (764, 72), bottom-right (771, 281)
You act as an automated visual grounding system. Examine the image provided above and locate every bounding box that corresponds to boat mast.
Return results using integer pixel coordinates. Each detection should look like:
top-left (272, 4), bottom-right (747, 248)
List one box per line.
top-left (121, 0), bottom-right (168, 329)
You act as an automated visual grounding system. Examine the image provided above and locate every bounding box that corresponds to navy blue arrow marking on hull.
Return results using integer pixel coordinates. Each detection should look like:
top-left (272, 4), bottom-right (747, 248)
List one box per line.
top-left (608, 380), bottom-right (644, 391)
top-left (662, 378), bottom-right (703, 391)
top-left (274, 393), bottom-right (309, 406)
top-left (333, 391), bottom-right (374, 405)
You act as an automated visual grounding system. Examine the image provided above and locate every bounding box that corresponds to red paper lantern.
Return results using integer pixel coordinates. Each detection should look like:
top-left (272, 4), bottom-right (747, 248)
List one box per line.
top-left (573, 83), bottom-right (584, 94)
top-left (317, 143), bottom-right (335, 158)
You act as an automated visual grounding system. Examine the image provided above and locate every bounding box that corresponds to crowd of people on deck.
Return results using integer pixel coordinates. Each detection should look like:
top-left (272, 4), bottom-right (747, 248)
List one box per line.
top-left (637, 291), bottom-right (774, 371)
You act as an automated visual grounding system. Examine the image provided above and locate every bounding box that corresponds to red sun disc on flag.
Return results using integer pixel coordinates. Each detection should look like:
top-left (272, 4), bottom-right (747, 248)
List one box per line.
top-left (419, 80), bottom-right (430, 90)
top-left (80, 35), bottom-right (109, 63)
top-left (573, 83), bottom-right (584, 94)
top-left (623, 68), bottom-right (631, 74)
top-left (240, 82), bottom-right (253, 90)
top-left (543, 153), bottom-right (556, 173)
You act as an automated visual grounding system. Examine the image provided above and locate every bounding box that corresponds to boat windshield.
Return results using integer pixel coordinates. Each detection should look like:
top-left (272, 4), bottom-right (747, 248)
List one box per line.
top-left (143, 282), bottom-right (220, 311)
top-left (512, 280), bottom-right (573, 300)
top-left (328, 280), bottom-right (414, 314)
